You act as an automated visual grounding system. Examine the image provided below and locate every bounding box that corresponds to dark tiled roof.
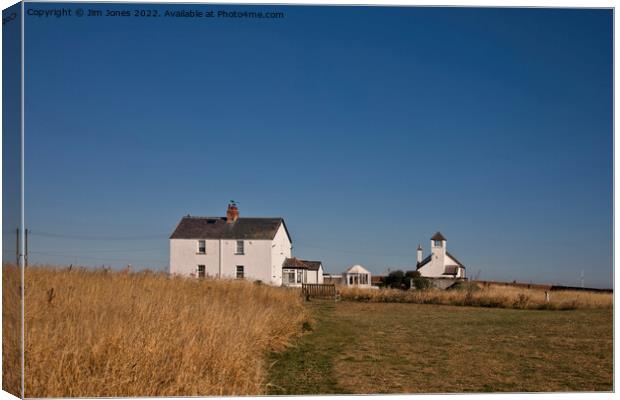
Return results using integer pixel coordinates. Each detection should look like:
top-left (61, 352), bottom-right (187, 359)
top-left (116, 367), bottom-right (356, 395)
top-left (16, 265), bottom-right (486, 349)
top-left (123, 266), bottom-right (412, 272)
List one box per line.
top-left (304, 261), bottom-right (323, 271)
top-left (417, 252), bottom-right (466, 270)
top-left (170, 216), bottom-right (291, 241)
top-left (446, 251), bottom-right (465, 268)
top-left (283, 258), bottom-right (322, 270)
top-left (371, 275), bottom-right (386, 284)
top-left (416, 254), bottom-right (432, 269)
top-left (431, 231), bottom-right (447, 241)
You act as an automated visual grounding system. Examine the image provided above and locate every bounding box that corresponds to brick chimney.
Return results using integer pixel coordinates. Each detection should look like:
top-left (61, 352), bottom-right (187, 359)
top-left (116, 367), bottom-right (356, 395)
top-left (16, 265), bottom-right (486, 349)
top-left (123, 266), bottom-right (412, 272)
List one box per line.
top-left (226, 201), bottom-right (239, 223)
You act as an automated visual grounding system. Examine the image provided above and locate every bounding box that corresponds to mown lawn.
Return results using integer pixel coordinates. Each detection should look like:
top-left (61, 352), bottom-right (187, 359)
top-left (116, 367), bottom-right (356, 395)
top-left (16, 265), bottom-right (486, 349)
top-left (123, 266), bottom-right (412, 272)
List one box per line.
top-left (267, 301), bottom-right (612, 394)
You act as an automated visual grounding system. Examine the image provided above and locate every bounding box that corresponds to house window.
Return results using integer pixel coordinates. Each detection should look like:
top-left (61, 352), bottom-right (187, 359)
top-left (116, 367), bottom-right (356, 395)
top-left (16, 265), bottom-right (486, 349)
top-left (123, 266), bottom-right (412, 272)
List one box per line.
top-left (198, 240), bottom-right (206, 254)
top-left (236, 265), bottom-right (244, 279)
top-left (236, 240), bottom-right (244, 255)
top-left (433, 240), bottom-right (442, 247)
top-left (283, 269), bottom-right (295, 284)
top-left (297, 270), bottom-right (303, 283)
top-left (197, 265), bottom-right (205, 278)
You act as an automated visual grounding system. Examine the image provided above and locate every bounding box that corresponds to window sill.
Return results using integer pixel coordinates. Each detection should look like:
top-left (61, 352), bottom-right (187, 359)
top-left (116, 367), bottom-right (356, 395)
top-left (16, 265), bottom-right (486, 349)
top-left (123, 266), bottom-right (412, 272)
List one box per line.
top-left (196, 253), bottom-right (207, 255)
top-left (234, 253), bottom-right (245, 256)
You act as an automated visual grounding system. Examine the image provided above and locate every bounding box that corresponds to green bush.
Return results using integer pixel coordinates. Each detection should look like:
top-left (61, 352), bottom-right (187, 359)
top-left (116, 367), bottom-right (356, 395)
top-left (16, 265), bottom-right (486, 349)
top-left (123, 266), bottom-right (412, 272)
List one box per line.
top-left (405, 270), bottom-right (432, 290)
top-left (384, 270), bottom-right (405, 288)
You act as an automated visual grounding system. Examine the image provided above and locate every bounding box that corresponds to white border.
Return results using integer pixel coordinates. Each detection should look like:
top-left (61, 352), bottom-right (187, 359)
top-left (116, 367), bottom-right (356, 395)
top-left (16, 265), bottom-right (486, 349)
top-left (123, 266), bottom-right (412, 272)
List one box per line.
top-left (0, 1), bottom-right (615, 400)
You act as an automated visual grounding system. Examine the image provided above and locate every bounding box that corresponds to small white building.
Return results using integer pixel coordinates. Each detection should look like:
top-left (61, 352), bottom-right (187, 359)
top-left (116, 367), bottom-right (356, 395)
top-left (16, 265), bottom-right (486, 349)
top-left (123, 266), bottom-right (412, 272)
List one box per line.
top-left (169, 202), bottom-right (322, 286)
top-left (416, 232), bottom-right (466, 278)
top-left (343, 264), bottom-right (372, 287)
top-left (282, 257), bottom-right (324, 287)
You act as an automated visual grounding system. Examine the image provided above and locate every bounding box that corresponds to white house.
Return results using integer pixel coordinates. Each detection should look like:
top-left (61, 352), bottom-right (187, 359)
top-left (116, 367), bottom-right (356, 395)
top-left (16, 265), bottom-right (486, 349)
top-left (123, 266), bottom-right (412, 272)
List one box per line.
top-left (416, 232), bottom-right (466, 278)
top-left (169, 202), bottom-right (323, 286)
top-left (282, 257), bottom-right (324, 287)
top-left (343, 264), bottom-right (372, 287)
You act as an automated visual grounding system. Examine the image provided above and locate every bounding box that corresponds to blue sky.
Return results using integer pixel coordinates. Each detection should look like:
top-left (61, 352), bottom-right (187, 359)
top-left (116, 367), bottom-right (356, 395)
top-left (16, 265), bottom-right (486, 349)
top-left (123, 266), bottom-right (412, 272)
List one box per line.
top-left (20, 4), bottom-right (612, 287)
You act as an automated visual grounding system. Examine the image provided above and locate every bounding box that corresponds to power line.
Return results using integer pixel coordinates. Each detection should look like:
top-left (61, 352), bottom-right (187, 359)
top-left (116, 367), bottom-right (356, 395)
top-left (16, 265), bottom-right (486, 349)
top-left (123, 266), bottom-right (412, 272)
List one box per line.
top-left (30, 251), bottom-right (165, 264)
top-left (28, 231), bottom-right (168, 241)
top-left (295, 243), bottom-right (414, 258)
top-left (30, 247), bottom-right (163, 254)
top-left (28, 230), bottom-right (418, 259)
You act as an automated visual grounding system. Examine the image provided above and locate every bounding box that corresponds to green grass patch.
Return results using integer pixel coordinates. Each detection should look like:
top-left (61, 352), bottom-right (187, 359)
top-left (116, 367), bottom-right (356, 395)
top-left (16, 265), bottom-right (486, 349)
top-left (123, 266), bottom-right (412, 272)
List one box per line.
top-left (266, 301), bottom-right (354, 394)
top-left (267, 301), bottom-right (612, 394)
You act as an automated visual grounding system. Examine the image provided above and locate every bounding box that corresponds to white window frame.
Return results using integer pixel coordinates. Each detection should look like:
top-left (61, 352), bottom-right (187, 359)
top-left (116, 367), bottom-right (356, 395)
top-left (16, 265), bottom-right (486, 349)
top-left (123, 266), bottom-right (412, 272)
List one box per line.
top-left (236, 265), bottom-right (244, 279)
top-left (198, 240), bottom-right (206, 254)
top-left (235, 240), bottom-right (244, 255)
top-left (283, 269), bottom-right (295, 284)
top-left (197, 265), bottom-right (206, 278)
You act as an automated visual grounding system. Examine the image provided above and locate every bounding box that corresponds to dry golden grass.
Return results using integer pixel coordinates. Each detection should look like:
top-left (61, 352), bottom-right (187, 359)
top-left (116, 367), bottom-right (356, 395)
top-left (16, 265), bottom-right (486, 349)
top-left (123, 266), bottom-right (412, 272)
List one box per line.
top-left (2, 264), bottom-right (22, 397)
top-left (23, 265), bottom-right (310, 397)
top-left (339, 284), bottom-right (612, 310)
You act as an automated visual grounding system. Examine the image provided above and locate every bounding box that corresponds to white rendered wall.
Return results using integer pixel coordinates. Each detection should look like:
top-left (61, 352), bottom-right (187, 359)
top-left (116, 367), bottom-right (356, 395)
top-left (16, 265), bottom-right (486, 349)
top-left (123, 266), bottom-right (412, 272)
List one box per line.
top-left (419, 247), bottom-right (466, 278)
top-left (444, 254), bottom-right (464, 278)
top-left (305, 266), bottom-right (324, 284)
top-left (220, 239), bottom-right (273, 282)
top-left (170, 223), bottom-right (292, 286)
top-left (170, 237), bottom-right (282, 284)
top-left (270, 224), bottom-right (292, 286)
top-left (419, 239), bottom-right (447, 278)
top-left (170, 239), bottom-right (221, 277)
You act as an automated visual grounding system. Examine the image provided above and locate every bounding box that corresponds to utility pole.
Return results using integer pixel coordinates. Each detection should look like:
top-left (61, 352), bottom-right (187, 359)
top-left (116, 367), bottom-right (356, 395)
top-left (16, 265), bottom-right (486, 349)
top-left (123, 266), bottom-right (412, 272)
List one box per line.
top-left (580, 270), bottom-right (584, 288)
top-left (15, 228), bottom-right (19, 265)
top-left (25, 229), bottom-right (29, 268)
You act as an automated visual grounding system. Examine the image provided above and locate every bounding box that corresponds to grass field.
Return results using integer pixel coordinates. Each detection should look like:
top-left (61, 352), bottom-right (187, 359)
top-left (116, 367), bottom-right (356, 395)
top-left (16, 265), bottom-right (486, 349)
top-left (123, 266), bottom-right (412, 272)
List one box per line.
top-left (268, 301), bottom-right (613, 394)
top-left (21, 266), bottom-right (310, 397)
top-left (2, 264), bottom-right (21, 397)
top-left (6, 265), bottom-right (613, 396)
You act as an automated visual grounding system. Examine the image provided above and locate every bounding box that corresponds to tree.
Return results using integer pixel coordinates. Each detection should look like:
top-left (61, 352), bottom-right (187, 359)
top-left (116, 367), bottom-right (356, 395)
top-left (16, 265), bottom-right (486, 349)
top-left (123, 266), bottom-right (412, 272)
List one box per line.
top-left (405, 270), bottom-right (432, 290)
top-left (384, 270), bottom-right (405, 288)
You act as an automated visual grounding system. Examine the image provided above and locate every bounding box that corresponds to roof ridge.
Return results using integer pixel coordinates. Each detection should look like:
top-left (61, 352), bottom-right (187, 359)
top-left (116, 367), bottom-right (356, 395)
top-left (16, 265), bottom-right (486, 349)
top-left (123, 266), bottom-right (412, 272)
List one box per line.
top-left (182, 216), bottom-right (283, 220)
top-left (446, 251), bottom-right (465, 268)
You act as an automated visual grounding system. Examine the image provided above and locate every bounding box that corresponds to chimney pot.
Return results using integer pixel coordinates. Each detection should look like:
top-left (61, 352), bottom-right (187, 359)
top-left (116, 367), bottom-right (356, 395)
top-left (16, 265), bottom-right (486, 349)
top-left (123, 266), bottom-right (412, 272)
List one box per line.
top-left (226, 202), bottom-right (239, 223)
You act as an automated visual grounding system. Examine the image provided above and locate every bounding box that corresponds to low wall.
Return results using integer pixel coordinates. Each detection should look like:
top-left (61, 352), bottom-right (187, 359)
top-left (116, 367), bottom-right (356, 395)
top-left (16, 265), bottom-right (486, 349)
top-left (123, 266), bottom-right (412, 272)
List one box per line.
top-left (427, 278), bottom-right (465, 290)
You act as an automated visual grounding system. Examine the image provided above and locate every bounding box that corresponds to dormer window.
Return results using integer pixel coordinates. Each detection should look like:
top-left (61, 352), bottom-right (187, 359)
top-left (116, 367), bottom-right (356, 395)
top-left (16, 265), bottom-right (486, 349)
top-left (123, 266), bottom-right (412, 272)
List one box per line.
top-left (198, 240), bottom-right (206, 254)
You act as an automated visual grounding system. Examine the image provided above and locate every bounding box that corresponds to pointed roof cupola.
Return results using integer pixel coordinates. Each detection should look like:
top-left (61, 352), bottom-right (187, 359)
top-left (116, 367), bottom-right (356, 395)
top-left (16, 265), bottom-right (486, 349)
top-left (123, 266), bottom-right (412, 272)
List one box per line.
top-left (431, 232), bottom-right (446, 241)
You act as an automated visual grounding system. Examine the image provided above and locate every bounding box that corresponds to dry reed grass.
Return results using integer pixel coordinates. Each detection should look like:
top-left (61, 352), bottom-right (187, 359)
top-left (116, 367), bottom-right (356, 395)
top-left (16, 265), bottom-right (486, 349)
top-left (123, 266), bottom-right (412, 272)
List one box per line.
top-left (339, 284), bottom-right (612, 310)
top-left (2, 264), bottom-right (22, 397)
top-left (22, 265), bottom-right (310, 397)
